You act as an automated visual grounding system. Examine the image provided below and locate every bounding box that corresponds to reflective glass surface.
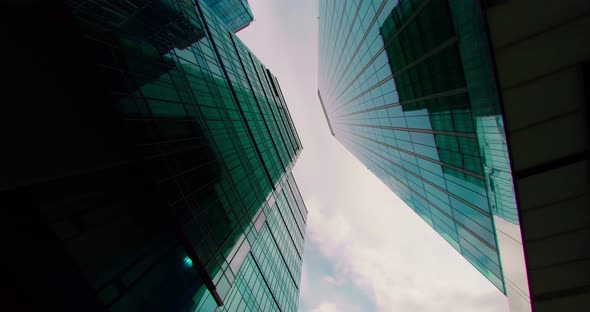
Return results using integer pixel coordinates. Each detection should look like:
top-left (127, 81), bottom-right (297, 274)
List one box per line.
top-left (203, 0), bottom-right (254, 32)
top-left (7, 0), bottom-right (306, 311)
top-left (319, 0), bottom-right (526, 297)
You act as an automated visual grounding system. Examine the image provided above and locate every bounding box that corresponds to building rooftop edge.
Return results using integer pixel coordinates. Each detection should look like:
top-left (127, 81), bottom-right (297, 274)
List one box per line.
top-left (317, 90), bottom-right (335, 136)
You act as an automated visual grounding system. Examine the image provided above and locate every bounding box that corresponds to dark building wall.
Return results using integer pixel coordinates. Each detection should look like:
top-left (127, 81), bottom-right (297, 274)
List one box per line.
top-left (484, 0), bottom-right (590, 311)
top-left (1, 1), bottom-right (305, 311)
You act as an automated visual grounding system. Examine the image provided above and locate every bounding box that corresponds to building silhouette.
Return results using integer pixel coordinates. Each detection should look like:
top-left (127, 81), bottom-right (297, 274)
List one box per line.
top-left (1, 1), bottom-right (306, 311)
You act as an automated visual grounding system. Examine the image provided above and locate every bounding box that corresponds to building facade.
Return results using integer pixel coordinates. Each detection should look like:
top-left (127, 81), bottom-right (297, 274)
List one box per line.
top-left (483, 1), bottom-right (590, 311)
top-left (2, 0), bottom-right (306, 311)
top-left (203, 0), bottom-right (254, 33)
top-left (318, 0), bottom-right (531, 310)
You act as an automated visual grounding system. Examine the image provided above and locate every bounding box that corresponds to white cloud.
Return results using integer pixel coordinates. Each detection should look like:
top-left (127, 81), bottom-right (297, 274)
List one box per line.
top-left (298, 144), bottom-right (507, 311)
top-left (322, 275), bottom-right (345, 286)
top-left (304, 187), bottom-right (508, 312)
top-left (311, 302), bottom-right (339, 312)
top-left (311, 300), bottom-right (363, 312)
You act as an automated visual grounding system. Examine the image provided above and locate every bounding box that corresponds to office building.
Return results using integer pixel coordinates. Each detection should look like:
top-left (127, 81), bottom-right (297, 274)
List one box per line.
top-left (2, 0), bottom-right (306, 311)
top-left (318, 1), bottom-right (547, 311)
top-left (204, 0), bottom-right (255, 32)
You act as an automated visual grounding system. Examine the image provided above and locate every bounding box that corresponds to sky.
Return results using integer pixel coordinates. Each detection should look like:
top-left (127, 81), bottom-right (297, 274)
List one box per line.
top-left (237, 1), bottom-right (510, 311)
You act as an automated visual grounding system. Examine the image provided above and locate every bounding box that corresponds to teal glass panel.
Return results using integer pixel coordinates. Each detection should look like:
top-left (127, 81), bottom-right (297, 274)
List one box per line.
top-left (203, 0), bottom-right (254, 32)
top-left (318, 0), bottom-right (521, 295)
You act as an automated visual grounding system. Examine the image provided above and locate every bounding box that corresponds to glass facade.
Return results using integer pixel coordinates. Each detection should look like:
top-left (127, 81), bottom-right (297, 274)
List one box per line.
top-left (203, 0), bottom-right (254, 33)
top-left (2, 1), bottom-right (305, 311)
top-left (318, 1), bottom-right (529, 309)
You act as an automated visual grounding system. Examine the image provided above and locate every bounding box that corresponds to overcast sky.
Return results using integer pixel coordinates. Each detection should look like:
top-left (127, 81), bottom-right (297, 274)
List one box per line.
top-left (238, 1), bottom-right (509, 311)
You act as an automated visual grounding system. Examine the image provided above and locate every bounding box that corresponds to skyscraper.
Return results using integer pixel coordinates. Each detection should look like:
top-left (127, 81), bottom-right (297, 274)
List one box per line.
top-left (2, 1), bottom-right (306, 311)
top-left (204, 0), bottom-right (255, 32)
top-left (318, 1), bottom-right (532, 310)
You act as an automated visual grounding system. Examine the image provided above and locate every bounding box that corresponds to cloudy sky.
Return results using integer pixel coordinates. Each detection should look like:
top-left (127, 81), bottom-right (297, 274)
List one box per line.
top-left (238, 1), bottom-right (509, 311)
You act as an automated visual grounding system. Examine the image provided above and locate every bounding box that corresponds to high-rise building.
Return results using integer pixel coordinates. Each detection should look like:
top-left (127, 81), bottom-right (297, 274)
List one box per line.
top-left (2, 1), bottom-right (306, 311)
top-left (203, 0), bottom-right (254, 33)
top-left (318, 1), bottom-right (538, 311)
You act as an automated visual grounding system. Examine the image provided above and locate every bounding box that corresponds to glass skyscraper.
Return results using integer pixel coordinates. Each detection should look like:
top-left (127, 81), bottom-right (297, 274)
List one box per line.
top-left (203, 0), bottom-right (254, 33)
top-left (2, 1), bottom-right (305, 311)
top-left (318, 1), bottom-right (530, 310)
